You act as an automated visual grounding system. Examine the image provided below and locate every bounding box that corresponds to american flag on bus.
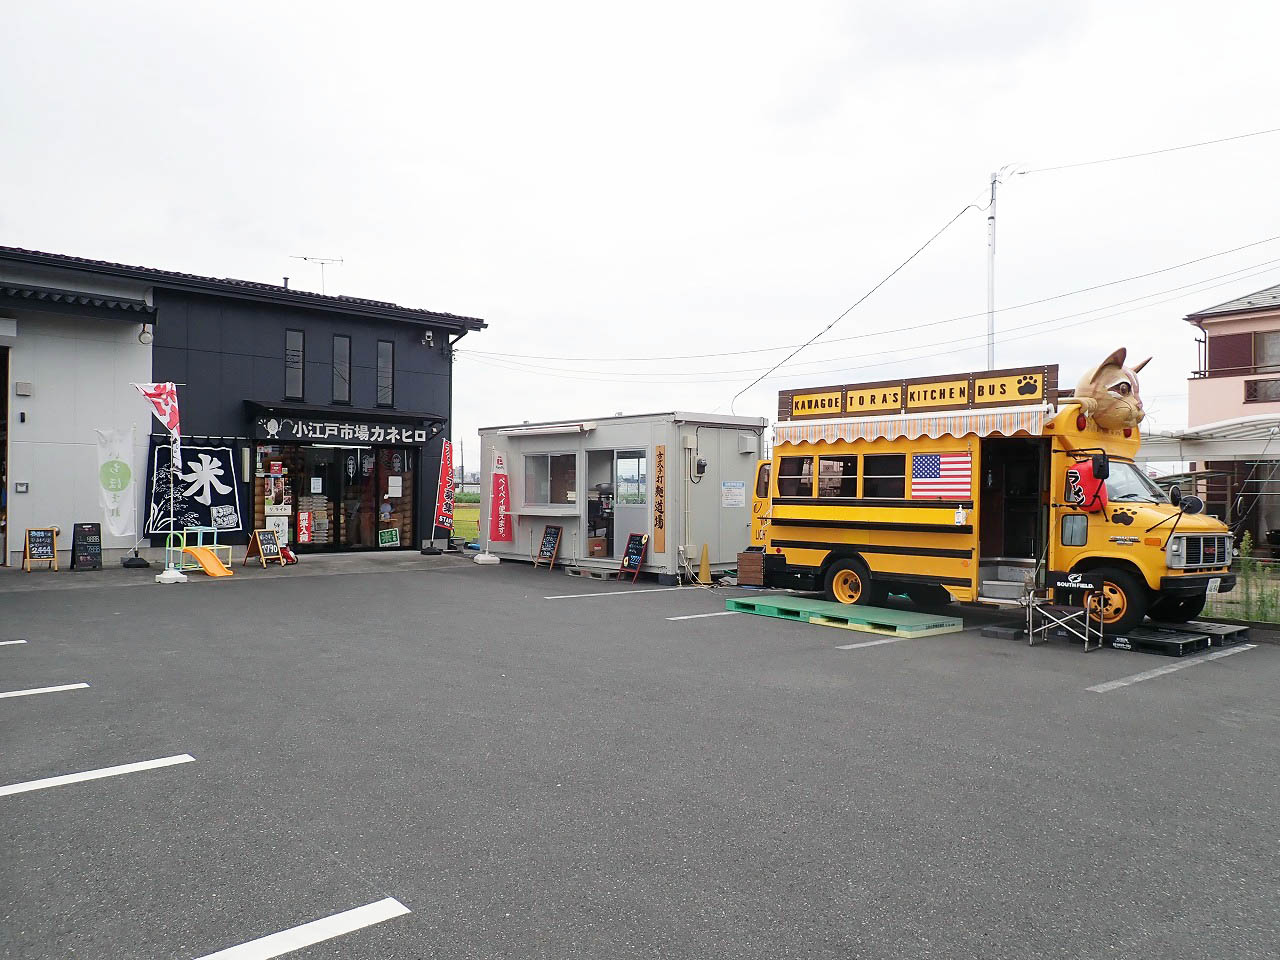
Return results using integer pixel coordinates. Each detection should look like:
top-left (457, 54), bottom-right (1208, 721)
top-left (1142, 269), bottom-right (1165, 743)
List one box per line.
top-left (910, 452), bottom-right (972, 499)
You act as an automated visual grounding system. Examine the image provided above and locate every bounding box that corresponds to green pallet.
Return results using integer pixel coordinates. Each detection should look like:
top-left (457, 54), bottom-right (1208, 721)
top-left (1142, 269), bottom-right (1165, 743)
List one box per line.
top-left (725, 596), bottom-right (963, 638)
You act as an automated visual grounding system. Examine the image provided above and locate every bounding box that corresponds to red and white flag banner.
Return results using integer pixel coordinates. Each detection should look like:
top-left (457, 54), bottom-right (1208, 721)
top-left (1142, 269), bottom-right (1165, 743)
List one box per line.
top-left (133, 382), bottom-right (182, 465)
top-left (489, 452), bottom-right (513, 542)
top-left (434, 440), bottom-right (455, 531)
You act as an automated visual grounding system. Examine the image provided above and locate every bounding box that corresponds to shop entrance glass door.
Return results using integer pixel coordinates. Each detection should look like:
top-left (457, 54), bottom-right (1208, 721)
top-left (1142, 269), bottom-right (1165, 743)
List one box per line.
top-left (613, 449), bottom-right (648, 559)
top-left (340, 448), bottom-right (379, 549)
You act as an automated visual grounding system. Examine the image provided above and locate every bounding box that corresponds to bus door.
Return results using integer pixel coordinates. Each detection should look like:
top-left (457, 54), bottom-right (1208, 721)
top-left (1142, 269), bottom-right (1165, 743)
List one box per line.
top-left (750, 459), bottom-right (771, 545)
top-left (978, 438), bottom-right (1050, 565)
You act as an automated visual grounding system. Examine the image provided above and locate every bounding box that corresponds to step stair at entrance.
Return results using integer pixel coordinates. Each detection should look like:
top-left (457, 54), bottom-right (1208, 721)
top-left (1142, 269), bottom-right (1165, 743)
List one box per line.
top-left (980, 580), bottom-right (1028, 601)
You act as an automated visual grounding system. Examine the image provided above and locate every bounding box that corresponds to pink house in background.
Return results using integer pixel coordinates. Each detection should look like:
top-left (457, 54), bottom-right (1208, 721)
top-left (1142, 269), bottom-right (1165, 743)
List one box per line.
top-left (1187, 283), bottom-right (1280, 426)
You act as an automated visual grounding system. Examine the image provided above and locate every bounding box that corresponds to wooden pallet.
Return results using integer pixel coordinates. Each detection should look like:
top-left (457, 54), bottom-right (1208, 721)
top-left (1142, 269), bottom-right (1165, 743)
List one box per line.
top-left (1148, 619), bottom-right (1249, 647)
top-left (565, 566), bottom-right (613, 580)
top-left (725, 596), bottom-right (963, 638)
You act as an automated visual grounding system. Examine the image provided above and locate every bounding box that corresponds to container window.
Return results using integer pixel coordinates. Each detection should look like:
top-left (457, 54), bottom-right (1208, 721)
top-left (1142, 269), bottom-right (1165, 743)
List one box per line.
top-left (863, 454), bottom-right (906, 499)
top-left (285, 329), bottom-right (304, 400)
top-left (755, 461), bottom-right (771, 499)
top-left (616, 451), bottom-right (647, 504)
top-left (525, 453), bottom-right (577, 505)
top-left (1061, 514), bottom-right (1088, 547)
top-left (817, 455), bottom-right (859, 498)
top-left (776, 456), bottom-right (813, 497)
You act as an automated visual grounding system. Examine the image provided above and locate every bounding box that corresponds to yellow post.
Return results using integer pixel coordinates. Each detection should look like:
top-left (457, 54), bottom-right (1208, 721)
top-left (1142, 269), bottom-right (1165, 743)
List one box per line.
top-left (698, 543), bottom-right (710, 584)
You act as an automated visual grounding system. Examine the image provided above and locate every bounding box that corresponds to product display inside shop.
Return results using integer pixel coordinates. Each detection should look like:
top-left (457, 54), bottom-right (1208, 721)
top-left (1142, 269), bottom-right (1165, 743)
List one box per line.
top-left (254, 444), bottom-right (416, 551)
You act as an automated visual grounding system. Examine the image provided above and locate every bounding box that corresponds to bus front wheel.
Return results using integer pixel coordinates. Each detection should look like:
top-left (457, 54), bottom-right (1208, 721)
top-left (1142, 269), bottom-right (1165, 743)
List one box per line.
top-left (1083, 567), bottom-right (1148, 634)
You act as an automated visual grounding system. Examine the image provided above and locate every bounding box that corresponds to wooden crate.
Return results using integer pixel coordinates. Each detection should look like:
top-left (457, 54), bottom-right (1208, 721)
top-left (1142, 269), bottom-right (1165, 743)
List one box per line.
top-left (736, 551), bottom-right (765, 586)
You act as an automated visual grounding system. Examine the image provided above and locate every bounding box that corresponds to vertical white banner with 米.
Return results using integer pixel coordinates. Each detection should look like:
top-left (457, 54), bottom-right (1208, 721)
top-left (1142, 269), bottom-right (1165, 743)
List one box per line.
top-left (95, 426), bottom-right (137, 538)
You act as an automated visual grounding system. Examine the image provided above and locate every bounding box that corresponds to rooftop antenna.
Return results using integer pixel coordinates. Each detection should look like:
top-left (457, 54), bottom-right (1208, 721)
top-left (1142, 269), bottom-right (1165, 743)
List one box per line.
top-left (289, 255), bottom-right (343, 294)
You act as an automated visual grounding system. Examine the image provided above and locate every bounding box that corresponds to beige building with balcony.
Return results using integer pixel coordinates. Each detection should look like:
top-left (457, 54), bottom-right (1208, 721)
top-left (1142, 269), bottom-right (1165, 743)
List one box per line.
top-left (1187, 283), bottom-right (1280, 426)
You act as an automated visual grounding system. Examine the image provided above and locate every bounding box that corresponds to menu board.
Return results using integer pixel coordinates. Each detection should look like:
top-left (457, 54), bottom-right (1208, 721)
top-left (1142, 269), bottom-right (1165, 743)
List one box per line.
top-left (618, 533), bottom-right (648, 582)
top-left (534, 524), bottom-right (562, 570)
top-left (244, 528), bottom-right (285, 567)
top-left (24, 528), bottom-right (58, 571)
top-left (71, 522), bottom-right (102, 571)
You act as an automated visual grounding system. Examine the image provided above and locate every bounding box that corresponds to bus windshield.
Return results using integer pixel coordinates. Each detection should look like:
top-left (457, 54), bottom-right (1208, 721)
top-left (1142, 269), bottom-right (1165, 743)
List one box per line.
top-left (1108, 460), bottom-right (1167, 503)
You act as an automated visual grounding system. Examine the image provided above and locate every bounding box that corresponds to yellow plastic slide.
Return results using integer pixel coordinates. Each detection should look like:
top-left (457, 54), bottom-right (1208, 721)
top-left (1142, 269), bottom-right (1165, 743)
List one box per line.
top-left (182, 545), bottom-right (233, 577)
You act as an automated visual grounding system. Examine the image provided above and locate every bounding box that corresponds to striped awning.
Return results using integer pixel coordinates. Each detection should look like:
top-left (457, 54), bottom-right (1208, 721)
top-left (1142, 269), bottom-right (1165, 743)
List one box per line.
top-left (774, 404), bottom-right (1050, 446)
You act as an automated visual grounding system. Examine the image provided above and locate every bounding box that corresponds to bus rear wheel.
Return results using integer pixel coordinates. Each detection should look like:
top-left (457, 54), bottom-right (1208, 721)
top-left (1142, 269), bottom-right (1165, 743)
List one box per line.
top-left (1083, 567), bottom-right (1148, 634)
top-left (825, 559), bottom-right (882, 606)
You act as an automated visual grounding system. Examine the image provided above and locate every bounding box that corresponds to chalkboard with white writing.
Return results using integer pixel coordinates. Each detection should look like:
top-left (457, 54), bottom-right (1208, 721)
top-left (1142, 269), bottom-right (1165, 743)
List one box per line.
top-left (617, 533), bottom-right (648, 582)
top-left (534, 524), bottom-right (562, 570)
top-left (23, 528), bottom-right (58, 572)
top-left (71, 522), bottom-right (103, 571)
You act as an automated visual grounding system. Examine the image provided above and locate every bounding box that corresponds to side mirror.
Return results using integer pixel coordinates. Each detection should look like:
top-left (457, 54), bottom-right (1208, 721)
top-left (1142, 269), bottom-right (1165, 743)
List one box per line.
top-left (1091, 453), bottom-right (1110, 480)
top-left (1169, 484), bottom-right (1182, 508)
top-left (1181, 494), bottom-right (1204, 515)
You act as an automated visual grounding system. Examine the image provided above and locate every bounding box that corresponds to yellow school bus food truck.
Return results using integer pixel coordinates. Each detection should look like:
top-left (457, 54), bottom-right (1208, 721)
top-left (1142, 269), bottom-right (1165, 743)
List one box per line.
top-left (751, 349), bottom-right (1234, 633)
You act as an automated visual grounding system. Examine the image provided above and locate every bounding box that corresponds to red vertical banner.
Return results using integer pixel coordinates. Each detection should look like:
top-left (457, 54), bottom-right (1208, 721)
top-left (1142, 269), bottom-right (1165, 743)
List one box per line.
top-left (489, 452), bottom-right (513, 542)
top-left (434, 440), bottom-right (455, 530)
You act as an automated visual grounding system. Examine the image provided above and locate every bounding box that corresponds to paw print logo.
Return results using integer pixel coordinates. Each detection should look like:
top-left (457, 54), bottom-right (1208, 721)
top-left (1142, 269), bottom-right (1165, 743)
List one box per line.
top-left (1016, 375), bottom-right (1039, 396)
top-left (1112, 508), bottom-right (1136, 526)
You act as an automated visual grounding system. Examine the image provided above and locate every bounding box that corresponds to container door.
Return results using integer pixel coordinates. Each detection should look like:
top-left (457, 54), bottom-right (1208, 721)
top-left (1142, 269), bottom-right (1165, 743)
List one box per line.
top-left (613, 449), bottom-right (648, 559)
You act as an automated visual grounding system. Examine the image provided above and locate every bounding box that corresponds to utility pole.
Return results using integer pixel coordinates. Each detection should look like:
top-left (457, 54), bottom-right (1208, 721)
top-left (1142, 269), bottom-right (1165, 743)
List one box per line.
top-left (289, 255), bottom-right (343, 294)
top-left (987, 170), bottom-right (997, 371)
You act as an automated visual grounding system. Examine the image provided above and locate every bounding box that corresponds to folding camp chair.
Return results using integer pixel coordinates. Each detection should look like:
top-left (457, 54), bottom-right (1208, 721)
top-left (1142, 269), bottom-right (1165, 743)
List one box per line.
top-left (1025, 587), bottom-right (1102, 652)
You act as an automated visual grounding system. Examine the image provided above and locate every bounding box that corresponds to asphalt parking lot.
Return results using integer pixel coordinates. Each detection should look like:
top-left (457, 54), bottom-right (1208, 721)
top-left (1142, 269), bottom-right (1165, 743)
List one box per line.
top-left (2, 556), bottom-right (1277, 959)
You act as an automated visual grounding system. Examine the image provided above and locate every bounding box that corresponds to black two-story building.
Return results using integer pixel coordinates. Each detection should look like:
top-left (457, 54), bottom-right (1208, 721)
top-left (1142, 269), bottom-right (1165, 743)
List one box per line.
top-left (2, 247), bottom-right (485, 554)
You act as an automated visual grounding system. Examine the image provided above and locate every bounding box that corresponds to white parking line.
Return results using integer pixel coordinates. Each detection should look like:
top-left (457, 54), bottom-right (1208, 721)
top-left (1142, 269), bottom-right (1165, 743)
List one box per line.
top-left (0, 639), bottom-right (28, 646)
top-left (667, 611), bottom-right (739, 621)
top-left (0, 754), bottom-right (195, 798)
top-left (194, 897), bottom-right (411, 959)
top-left (0, 682), bottom-right (89, 700)
top-left (545, 586), bottom-right (692, 600)
top-left (835, 635), bottom-right (913, 651)
top-left (1087, 643), bottom-right (1258, 693)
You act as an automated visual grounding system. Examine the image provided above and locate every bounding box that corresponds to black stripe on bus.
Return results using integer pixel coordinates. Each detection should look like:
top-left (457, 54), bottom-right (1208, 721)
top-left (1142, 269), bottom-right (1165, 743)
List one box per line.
top-left (781, 564), bottom-right (973, 588)
top-left (770, 540), bottom-right (973, 560)
top-left (772, 497), bottom-right (974, 510)
top-left (771, 517), bottom-right (973, 535)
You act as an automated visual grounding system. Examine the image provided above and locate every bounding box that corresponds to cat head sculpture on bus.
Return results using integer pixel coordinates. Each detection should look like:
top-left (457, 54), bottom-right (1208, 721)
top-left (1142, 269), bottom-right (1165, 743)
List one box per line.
top-left (1074, 347), bottom-right (1150, 429)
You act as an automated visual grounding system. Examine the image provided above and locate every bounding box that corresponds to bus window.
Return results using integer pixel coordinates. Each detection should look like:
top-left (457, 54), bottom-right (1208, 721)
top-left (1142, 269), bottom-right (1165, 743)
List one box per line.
top-left (755, 461), bottom-right (771, 499)
top-left (818, 455), bottom-right (858, 498)
top-left (776, 456), bottom-right (814, 497)
top-left (863, 454), bottom-right (906, 498)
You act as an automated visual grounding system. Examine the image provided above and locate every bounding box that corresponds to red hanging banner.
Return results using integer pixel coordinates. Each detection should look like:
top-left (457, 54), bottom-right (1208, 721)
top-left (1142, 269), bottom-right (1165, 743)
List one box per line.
top-left (434, 440), bottom-right (455, 530)
top-left (489, 452), bottom-right (513, 542)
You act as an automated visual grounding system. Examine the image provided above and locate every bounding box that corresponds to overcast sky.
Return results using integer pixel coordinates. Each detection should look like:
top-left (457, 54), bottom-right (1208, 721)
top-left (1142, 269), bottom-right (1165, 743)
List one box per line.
top-left (4, 1), bottom-right (1279, 471)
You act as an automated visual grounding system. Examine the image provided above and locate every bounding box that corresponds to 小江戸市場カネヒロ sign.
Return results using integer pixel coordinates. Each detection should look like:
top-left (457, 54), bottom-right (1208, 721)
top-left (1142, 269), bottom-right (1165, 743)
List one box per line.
top-left (778, 365), bottom-right (1055, 419)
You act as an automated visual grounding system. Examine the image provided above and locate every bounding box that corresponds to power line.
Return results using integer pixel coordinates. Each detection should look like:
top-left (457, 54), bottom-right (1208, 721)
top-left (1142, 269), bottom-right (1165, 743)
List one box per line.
top-left (458, 255), bottom-right (1280, 380)
top-left (457, 260), bottom-right (1280, 388)
top-left (1020, 126), bottom-right (1280, 175)
top-left (461, 233), bottom-right (1280, 363)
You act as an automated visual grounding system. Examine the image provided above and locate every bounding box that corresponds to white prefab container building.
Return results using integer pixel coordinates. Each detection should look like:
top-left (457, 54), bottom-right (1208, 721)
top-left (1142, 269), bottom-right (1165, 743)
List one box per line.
top-left (478, 412), bottom-right (767, 581)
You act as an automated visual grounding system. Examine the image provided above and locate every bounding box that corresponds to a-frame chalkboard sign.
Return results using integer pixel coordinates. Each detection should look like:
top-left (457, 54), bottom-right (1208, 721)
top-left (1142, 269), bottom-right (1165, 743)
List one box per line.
top-left (533, 524), bottom-right (562, 570)
top-left (617, 533), bottom-right (648, 582)
top-left (23, 528), bottom-right (58, 572)
top-left (243, 529), bottom-right (286, 568)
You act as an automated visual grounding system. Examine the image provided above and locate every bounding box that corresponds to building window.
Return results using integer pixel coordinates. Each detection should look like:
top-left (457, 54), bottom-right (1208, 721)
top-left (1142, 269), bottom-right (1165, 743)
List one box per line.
top-left (332, 335), bottom-right (351, 404)
top-left (863, 454), bottom-right (906, 499)
top-left (616, 450), bottom-right (647, 504)
top-left (376, 340), bottom-right (394, 407)
top-left (776, 456), bottom-right (813, 497)
top-left (285, 329), bottom-right (304, 400)
top-left (1255, 332), bottom-right (1280, 374)
top-left (525, 453), bottom-right (576, 505)
top-left (817, 455), bottom-right (859, 498)
top-left (1245, 378), bottom-right (1280, 402)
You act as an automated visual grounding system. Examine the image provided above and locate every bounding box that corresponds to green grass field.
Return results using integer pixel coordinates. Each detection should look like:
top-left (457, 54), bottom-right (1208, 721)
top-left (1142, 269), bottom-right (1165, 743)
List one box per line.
top-left (453, 503), bottom-right (480, 543)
